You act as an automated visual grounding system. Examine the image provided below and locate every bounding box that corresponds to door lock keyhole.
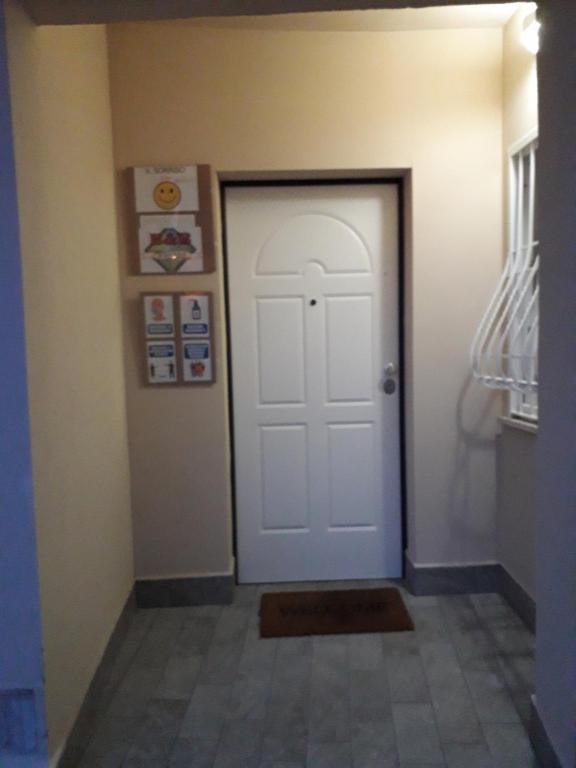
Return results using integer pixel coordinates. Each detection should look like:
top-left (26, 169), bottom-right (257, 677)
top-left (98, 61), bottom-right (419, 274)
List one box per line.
top-left (309, 299), bottom-right (317, 306)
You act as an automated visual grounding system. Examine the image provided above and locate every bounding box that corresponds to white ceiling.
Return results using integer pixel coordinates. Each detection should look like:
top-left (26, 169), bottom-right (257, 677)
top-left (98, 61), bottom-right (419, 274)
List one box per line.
top-left (186, 3), bottom-right (526, 32)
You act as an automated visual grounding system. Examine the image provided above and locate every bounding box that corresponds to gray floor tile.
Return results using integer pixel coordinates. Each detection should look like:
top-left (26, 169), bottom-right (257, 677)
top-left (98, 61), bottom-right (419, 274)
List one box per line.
top-left (402, 594), bottom-right (440, 608)
top-left (214, 718), bottom-right (265, 767)
top-left (105, 666), bottom-right (165, 720)
top-left (174, 616), bottom-right (217, 656)
top-left (496, 653), bottom-right (534, 696)
top-left (449, 628), bottom-right (499, 672)
top-left (80, 722), bottom-right (137, 768)
top-left (352, 741), bottom-right (399, 767)
top-left (156, 655), bottom-right (202, 700)
top-left (74, 585), bottom-right (534, 768)
top-left (464, 669), bottom-right (520, 724)
top-left (392, 703), bottom-right (444, 764)
top-left (444, 742), bottom-right (495, 768)
top-left (180, 684), bottom-right (232, 740)
top-left (489, 627), bottom-right (534, 657)
top-left (168, 738), bottom-right (219, 767)
top-left (198, 639), bottom-right (245, 685)
top-left (307, 742), bottom-right (353, 768)
top-left (399, 764), bottom-right (444, 767)
top-left (483, 723), bottom-right (538, 767)
top-left (382, 631), bottom-right (419, 658)
top-left (440, 596), bottom-right (483, 633)
top-left (510, 690), bottom-right (532, 726)
top-left (259, 762), bottom-right (304, 768)
top-left (309, 692), bottom-right (350, 744)
top-left (234, 585), bottom-right (260, 605)
top-left (351, 669), bottom-right (391, 722)
top-left (411, 607), bottom-right (450, 642)
top-left (212, 605), bottom-right (251, 644)
top-left (419, 641), bottom-right (483, 744)
top-left (124, 699), bottom-right (188, 764)
top-left (349, 633), bottom-right (385, 670)
top-left (470, 595), bottom-right (524, 630)
top-left (386, 653), bottom-right (430, 703)
top-left (134, 620), bottom-right (181, 669)
top-left (351, 718), bottom-right (397, 753)
top-left (79, 744), bottom-right (129, 768)
top-left (266, 694), bottom-right (308, 739)
top-left (260, 731), bottom-right (308, 763)
top-left (239, 628), bottom-right (277, 681)
top-left (432, 692), bottom-right (483, 745)
top-left (229, 673), bottom-right (271, 721)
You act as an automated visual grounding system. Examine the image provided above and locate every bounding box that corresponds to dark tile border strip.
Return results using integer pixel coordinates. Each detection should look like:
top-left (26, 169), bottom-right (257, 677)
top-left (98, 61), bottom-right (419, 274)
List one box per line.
top-left (57, 589), bottom-right (136, 768)
top-left (404, 555), bottom-right (536, 631)
top-left (404, 554), bottom-right (501, 596)
top-left (498, 565), bottom-right (536, 633)
top-left (134, 575), bottom-right (235, 608)
top-left (529, 699), bottom-right (563, 768)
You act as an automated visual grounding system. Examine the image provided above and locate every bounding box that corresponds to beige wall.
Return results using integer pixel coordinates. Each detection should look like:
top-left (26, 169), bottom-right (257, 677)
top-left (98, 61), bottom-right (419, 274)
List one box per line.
top-left (503, 5), bottom-right (539, 150)
top-left (496, 5), bottom-right (539, 598)
top-left (108, 21), bottom-right (504, 575)
top-left (5, 1), bottom-right (134, 760)
top-left (497, 425), bottom-right (537, 598)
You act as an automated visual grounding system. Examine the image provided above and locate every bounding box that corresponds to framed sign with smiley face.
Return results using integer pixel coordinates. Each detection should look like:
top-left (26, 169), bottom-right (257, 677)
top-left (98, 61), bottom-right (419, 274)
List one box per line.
top-left (134, 166), bottom-right (199, 213)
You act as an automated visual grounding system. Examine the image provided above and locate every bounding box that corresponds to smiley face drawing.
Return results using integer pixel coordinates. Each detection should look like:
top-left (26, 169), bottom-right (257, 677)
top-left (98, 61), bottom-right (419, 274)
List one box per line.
top-left (153, 181), bottom-right (182, 210)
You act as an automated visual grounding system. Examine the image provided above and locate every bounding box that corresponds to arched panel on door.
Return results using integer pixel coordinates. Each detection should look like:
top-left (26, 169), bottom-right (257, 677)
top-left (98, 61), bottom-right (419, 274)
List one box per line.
top-left (256, 214), bottom-right (372, 275)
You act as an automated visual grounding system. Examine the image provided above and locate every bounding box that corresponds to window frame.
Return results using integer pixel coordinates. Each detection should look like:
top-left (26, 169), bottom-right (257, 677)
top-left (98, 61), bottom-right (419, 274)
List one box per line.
top-left (507, 130), bottom-right (539, 424)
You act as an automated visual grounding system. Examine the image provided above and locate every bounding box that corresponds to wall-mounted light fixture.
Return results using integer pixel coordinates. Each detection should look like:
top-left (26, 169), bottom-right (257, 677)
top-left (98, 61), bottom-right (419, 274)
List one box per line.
top-left (521, 9), bottom-right (541, 55)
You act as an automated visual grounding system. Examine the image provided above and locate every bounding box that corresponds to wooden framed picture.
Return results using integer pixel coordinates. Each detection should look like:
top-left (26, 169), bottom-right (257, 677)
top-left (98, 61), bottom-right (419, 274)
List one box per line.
top-left (132, 165), bottom-right (216, 275)
top-left (141, 291), bottom-right (215, 386)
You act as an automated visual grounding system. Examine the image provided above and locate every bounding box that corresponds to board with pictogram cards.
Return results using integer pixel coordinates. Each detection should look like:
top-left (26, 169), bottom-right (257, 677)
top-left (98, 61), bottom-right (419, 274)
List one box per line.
top-left (133, 165), bottom-right (215, 275)
top-left (141, 292), bottom-right (215, 385)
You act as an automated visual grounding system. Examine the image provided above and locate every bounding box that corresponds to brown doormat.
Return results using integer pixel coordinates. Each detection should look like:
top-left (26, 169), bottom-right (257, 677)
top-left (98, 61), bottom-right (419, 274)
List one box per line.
top-left (259, 587), bottom-right (414, 638)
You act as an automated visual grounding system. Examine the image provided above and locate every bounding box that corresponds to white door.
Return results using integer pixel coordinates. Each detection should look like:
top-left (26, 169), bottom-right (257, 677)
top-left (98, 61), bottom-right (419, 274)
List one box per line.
top-left (225, 183), bottom-right (401, 583)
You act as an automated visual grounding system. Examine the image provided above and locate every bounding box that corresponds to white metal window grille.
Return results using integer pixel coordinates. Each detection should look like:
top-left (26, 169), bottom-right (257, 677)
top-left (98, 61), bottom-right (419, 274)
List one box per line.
top-left (471, 137), bottom-right (539, 421)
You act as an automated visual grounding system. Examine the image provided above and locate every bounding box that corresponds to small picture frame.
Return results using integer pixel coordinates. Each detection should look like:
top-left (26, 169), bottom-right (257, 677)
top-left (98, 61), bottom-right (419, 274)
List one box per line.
top-left (138, 214), bottom-right (204, 275)
top-left (134, 166), bottom-right (199, 213)
top-left (179, 292), bottom-right (211, 338)
top-left (181, 339), bottom-right (213, 383)
top-left (146, 340), bottom-right (177, 385)
top-left (141, 291), bottom-right (215, 386)
top-left (143, 294), bottom-right (175, 338)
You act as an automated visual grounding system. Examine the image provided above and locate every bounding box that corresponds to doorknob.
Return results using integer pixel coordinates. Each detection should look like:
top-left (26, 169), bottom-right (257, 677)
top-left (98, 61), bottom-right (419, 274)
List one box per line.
top-left (384, 362), bottom-right (398, 377)
top-left (382, 363), bottom-right (398, 395)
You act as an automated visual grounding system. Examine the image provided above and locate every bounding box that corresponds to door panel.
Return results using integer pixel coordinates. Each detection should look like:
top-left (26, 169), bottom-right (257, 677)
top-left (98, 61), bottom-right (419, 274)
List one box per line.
top-left (256, 298), bottom-right (306, 404)
top-left (325, 295), bottom-right (373, 402)
top-left (226, 183), bottom-right (401, 583)
top-left (328, 423), bottom-right (376, 529)
top-left (260, 425), bottom-right (309, 531)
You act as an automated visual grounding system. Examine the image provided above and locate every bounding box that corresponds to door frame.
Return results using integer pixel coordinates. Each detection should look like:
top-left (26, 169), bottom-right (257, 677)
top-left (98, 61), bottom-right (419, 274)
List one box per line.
top-left (220, 174), bottom-right (408, 582)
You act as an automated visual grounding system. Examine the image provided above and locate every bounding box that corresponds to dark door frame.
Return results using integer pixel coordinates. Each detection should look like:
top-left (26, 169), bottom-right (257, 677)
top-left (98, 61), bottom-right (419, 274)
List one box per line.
top-left (220, 175), bottom-right (408, 581)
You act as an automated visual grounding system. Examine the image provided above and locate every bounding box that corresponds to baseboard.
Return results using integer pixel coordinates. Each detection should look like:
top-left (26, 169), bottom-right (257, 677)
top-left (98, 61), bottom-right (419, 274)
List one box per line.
top-left (529, 699), bottom-right (563, 768)
top-left (498, 566), bottom-right (536, 632)
top-left (56, 589), bottom-right (136, 768)
top-left (404, 554), bottom-right (501, 596)
top-left (134, 574), bottom-right (235, 608)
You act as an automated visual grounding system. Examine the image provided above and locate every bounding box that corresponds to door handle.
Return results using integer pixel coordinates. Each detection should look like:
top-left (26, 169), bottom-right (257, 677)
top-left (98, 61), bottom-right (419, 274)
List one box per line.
top-left (382, 363), bottom-right (398, 395)
top-left (384, 362), bottom-right (398, 377)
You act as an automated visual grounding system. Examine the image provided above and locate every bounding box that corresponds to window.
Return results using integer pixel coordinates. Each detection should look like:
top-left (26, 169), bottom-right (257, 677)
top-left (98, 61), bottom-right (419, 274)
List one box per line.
top-left (471, 135), bottom-right (539, 422)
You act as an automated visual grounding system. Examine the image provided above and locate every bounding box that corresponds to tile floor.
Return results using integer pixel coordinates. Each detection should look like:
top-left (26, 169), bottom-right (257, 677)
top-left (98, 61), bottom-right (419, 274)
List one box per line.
top-left (78, 582), bottom-right (538, 768)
